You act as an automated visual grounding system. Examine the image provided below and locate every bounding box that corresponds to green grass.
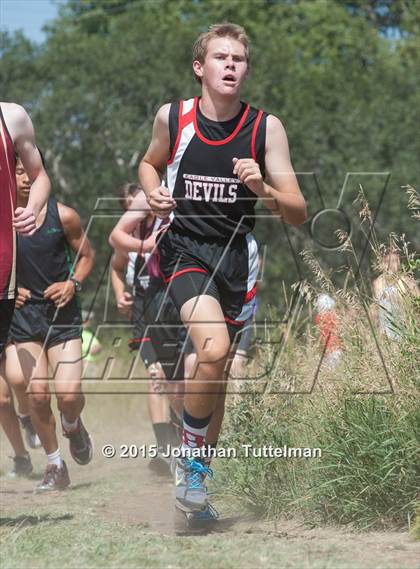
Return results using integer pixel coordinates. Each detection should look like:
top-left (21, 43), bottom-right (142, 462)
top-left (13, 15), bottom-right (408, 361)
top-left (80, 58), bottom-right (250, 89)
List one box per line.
top-left (217, 221), bottom-right (420, 530)
top-left (309, 397), bottom-right (420, 528)
top-left (218, 393), bottom-right (419, 529)
top-left (0, 490), bottom-right (414, 569)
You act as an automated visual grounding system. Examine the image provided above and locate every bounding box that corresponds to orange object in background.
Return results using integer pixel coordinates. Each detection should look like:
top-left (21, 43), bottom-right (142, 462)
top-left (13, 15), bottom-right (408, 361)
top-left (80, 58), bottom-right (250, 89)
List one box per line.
top-left (315, 311), bottom-right (342, 352)
top-left (314, 294), bottom-right (342, 368)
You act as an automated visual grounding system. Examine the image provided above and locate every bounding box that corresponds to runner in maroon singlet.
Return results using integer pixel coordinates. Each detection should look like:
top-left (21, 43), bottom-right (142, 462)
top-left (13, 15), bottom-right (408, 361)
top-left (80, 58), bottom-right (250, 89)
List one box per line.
top-left (0, 104), bottom-right (50, 477)
top-left (0, 102), bottom-right (50, 358)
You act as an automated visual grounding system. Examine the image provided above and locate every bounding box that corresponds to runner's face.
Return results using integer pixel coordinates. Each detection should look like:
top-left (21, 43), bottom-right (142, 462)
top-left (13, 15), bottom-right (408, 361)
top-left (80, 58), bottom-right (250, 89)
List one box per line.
top-left (195, 37), bottom-right (248, 95)
top-left (15, 160), bottom-right (31, 198)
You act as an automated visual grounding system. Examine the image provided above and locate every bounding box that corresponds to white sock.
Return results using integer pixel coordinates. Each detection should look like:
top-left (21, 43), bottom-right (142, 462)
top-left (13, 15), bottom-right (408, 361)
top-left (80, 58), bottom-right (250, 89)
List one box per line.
top-left (181, 410), bottom-right (212, 459)
top-left (47, 448), bottom-right (63, 467)
top-left (61, 415), bottom-right (79, 433)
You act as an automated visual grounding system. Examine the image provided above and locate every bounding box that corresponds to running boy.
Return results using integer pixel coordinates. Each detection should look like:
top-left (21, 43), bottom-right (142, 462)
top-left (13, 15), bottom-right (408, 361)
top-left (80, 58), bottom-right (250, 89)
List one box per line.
top-left (139, 23), bottom-right (307, 511)
top-left (9, 157), bottom-right (95, 492)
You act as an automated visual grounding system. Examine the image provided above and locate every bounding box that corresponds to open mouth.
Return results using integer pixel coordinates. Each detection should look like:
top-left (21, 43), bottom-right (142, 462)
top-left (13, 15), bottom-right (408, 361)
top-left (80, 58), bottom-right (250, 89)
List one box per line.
top-left (222, 74), bottom-right (236, 83)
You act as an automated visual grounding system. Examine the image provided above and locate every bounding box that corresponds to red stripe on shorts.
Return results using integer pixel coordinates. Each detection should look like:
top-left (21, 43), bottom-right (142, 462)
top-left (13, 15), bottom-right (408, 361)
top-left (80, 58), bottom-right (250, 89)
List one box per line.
top-left (224, 316), bottom-right (244, 327)
top-left (164, 267), bottom-right (208, 284)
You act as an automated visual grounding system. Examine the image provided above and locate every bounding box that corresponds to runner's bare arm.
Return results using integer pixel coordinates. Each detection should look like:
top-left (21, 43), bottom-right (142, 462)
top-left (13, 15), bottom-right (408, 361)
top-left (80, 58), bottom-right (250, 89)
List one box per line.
top-left (111, 251), bottom-right (133, 314)
top-left (61, 205), bottom-right (95, 282)
top-left (372, 276), bottom-right (384, 300)
top-left (111, 250), bottom-right (129, 281)
top-left (233, 115), bottom-right (307, 226)
top-left (138, 104), bottom-right (176, 218)
top-left (5, 104), bottom-right (51, 234)
top-left (44, 205), bottom-right (95, 306)
top-left (108, 192), bottom-right (155, 254)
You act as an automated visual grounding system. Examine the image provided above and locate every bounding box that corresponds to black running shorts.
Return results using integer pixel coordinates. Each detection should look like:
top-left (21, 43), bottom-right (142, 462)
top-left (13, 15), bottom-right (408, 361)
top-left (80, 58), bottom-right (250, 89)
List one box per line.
top-left (128, 289), bottom-right (148, 352)
top-left (9, 298), bottom-right (82, 348)
top-left (143, 280), bottom-right (186, 381)
top-left (130, 278), bottom-right (186, 381)
top-left (0, 299), bottom-right (15, 357)
top-left (157, 228), bottom-right (259, 344)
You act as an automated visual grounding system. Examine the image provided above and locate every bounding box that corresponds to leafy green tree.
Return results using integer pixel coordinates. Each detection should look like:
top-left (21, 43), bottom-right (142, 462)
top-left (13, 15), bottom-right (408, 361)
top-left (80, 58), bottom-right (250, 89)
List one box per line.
top-left (1, 0), bottom-right (418, 310)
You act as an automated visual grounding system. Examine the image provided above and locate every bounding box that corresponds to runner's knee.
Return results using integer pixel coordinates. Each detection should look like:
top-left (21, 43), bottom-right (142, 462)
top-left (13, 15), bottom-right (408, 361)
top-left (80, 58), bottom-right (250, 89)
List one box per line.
top-left (6, 371), bottom-right (26, 392)
top-left (195, 339), bottom-right (230, 366)
top-left (56, 392), bottom-right (83, 410)
top-left (0, 392), bottom-right (12, 410)
top-left (29, 390), bottom-right (51, 409)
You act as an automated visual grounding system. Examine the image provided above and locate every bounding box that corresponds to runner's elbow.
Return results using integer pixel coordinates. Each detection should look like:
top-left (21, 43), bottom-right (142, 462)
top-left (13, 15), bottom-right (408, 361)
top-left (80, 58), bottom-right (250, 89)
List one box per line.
top-left (285, 201), bottom-right (307, 226)
top-left (108, 231), bottom-right (116, 248)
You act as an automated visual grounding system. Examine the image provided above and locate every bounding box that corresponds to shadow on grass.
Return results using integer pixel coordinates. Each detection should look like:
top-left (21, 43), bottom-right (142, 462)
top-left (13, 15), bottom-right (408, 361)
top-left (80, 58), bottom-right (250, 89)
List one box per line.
top-left (174, 512), bottom-right (244, 536)
top-left (70, 482), bottom-right (94, 491)
top-left (0, 470), bottom-right (44, 483)
top-left (211, 515), bottom-right (243, 532)
top-left (0, 481), bottom-right (94, 495)
top-left (0, 513), bottom-right (73, 527)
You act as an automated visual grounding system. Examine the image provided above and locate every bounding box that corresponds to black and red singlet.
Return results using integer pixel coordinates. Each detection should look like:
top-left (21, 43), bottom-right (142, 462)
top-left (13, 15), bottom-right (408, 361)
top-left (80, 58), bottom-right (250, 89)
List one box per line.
top-left (167, 97), bottom-right (267, 239)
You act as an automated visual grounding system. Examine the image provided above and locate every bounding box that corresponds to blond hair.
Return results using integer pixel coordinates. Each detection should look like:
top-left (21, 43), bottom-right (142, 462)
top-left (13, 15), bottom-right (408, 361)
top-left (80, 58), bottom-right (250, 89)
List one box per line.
top-left (192, 23), bottom-right (250, 83)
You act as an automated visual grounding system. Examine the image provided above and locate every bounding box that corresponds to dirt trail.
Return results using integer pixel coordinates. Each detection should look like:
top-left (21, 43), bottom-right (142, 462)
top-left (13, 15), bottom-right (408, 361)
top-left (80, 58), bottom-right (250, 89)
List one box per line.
top-left (1, 394), bottom-right (419, 568)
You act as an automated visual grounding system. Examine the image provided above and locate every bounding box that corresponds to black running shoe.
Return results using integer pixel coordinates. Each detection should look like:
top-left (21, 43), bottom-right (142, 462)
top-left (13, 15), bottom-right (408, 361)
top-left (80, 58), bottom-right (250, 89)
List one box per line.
top-left (62, 415), bottom-right (93, 466)
top-left (35, 461), bottom-right (70, 492)
top-left (18, 415), bottom-right (42, 449)
top-left (8, 453), bottom-right (33, 478)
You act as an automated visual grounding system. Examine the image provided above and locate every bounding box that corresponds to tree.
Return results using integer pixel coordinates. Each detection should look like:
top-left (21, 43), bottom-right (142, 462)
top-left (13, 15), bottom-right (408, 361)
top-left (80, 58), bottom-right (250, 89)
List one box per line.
top-left (1, 0), bottom-right (418, 309)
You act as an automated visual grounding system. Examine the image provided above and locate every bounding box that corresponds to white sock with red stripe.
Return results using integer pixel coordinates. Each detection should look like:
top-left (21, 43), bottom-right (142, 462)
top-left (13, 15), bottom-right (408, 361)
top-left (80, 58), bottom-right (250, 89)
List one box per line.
top-left (181, 408), bottom-right (212, 460)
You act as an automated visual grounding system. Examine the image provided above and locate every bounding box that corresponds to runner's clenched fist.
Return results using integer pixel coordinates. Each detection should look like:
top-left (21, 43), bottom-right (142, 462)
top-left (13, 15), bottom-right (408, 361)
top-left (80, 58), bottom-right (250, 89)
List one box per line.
top-left (232, 157), bottom-right (264, 196)
top-left (146, 186), bottom-right (176, 219)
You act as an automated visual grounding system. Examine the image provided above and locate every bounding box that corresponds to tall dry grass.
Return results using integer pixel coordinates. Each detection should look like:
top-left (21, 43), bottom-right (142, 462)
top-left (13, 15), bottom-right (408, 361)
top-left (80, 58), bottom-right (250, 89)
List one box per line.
top-left (217, 187), bottom-right (419, 530)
